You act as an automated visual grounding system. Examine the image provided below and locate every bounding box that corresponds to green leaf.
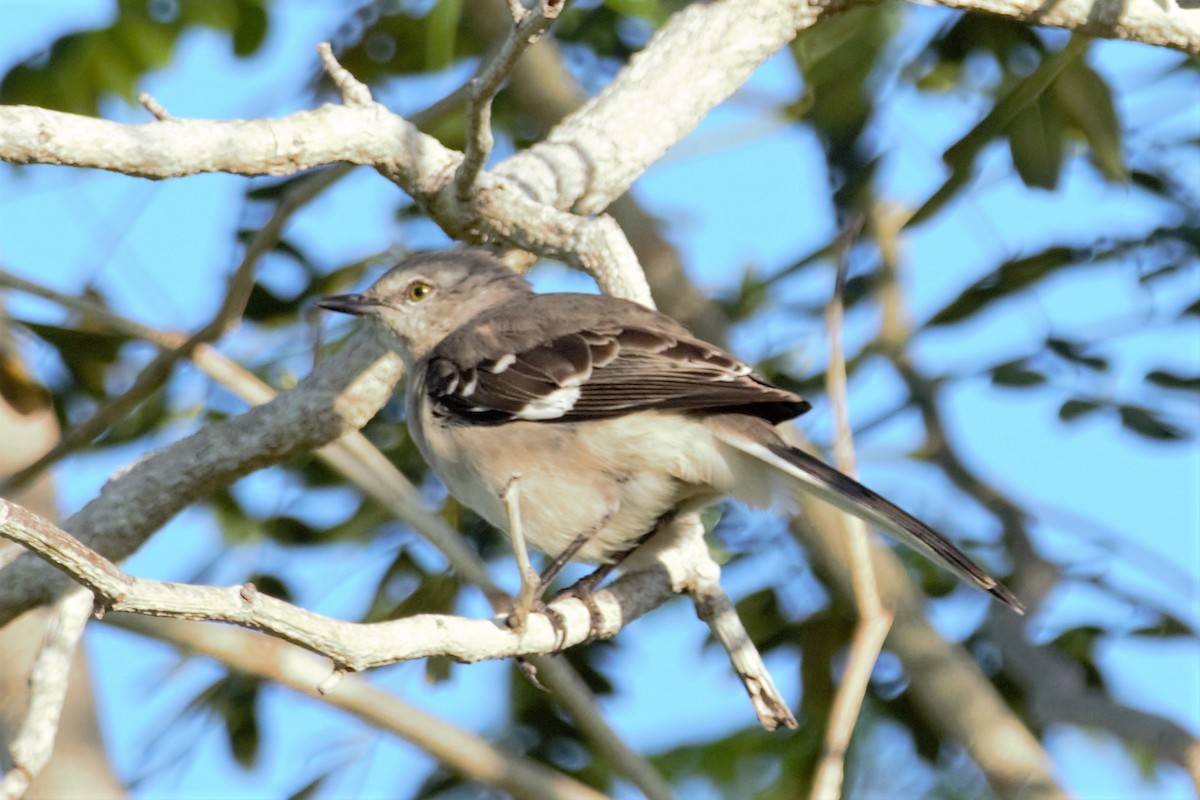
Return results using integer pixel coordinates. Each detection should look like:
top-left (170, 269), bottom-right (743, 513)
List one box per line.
top-left (424, 0), bottom-right (463, 70)
top-left (209, 490), bottom-right (266, 544)
top-left (1118, 404), bottom-right (1188, 441)
top-left (926, 247), bottom-right (1080, 327)
top-left (991, 361), bottom-right (1046, 387)
top-left (1052, 58), bottom-right (1126, 181)
top-left (0, 0), bottom-right (269, 115)
top-left (186, 671), bottom-right (262, 769)
top-left (792, 6), bottom-right (898, 162)
top-left (18, 320), bottom-right (132, 398)
top-left (1059, 398), bottom-right (1103, 421)
top-left (220, 674), bottom-right (262, 768)
top-left (287, 773), bottom-right (331, 800)
top-left (1046, 337), bottom-right (1108, 370)
top-left (1146, 369), bottom-right (1200, 392)
top-left (1007, 92), bottom-right (1065, 189)
top-left (232, 0), bottom-right (269, 57)
top-left (910, 36), bottom-right (1089, 226)
top-left (1133, 612), bottom-right (1195, 638)
top-left (1137, 263), bottom-right (1180, 283)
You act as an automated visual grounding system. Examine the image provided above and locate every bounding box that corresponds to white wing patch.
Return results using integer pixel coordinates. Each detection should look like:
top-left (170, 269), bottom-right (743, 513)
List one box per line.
top-left (515, 385), bottom-right (582, 421)
top-left (489, 353), bottom-right (517, 373)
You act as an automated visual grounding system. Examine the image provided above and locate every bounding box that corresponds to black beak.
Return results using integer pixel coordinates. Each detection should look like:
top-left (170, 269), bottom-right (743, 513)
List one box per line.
top-left (317, 293), bottom-right (386, 316)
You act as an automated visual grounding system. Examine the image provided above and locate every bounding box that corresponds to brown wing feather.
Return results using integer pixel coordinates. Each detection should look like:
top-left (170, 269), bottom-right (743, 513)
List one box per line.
top-left (425, 294), bottom-right (809, 425)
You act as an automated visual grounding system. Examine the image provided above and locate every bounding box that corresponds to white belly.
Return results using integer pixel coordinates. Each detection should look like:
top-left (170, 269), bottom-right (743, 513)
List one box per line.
top-left (409, 403), bottom-right (742, 563)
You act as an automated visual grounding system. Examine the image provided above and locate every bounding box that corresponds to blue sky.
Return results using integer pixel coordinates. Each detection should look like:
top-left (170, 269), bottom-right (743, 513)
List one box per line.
top-left (2, 2), bottom-right (1198, 798)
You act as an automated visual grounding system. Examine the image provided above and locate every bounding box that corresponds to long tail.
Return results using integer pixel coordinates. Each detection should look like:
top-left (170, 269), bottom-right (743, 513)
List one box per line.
top-left (717, 431), bottom-right (1024, 614)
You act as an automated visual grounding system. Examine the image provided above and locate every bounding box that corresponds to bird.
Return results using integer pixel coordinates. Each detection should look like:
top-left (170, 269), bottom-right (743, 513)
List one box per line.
top-left (318, 249), bottom-right (1022, 627)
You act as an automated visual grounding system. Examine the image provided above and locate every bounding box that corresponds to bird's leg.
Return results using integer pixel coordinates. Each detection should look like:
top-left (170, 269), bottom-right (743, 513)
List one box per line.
top-left (551, 515), bottom-right (671, 641)
top-left (556, 513), bottom-right (670, 601)
top-left (501, 474), bottom-right (542, 634)
top-left (535, 511), bottom-right (611, 592)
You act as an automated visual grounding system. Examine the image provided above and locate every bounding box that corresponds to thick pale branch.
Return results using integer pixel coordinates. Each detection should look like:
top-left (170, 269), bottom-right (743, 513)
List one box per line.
top-left (109, 615), bottom-right (608, 800)
top-left (919, 0), bottom-right (1199, 53)
top-left (495, 0), bottom-right (840, 214)
top-left (678, 513), bottom-right (797, 730)
top-left (0, 498), bottom-right (679, 670)
top-left (0, 103), bottom-right (455, 189)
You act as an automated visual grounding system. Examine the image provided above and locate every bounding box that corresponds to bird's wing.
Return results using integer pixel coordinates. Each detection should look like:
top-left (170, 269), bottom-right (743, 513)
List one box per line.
top-left (424, 294), bottom-right (809, 425)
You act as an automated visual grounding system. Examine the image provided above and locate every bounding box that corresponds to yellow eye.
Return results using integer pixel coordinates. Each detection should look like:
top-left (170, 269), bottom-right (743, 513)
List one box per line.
top-left (406, 280), bottom-right (433, 302)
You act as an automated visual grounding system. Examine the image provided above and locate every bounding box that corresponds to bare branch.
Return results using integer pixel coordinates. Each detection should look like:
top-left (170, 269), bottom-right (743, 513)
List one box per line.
top-left (0, 102), bottom-right (456, 183)
top-left (455, 0), bottom-right (565, 201)
top-left (495, 0), bottom-right (843, 214)
top-left (916, 0), bottom-right (1200, 53)
top-left (525, 656), bottom-right (676, 800)
top-left (0, 497), bottom-right (687, 673)
top-left (316, 42), bottom-right (374, 106)
top-left (679, 513), bottom-right (797, 730)
top-left (810, 214), bottom-right (894, 800)
top-left (0, 590), bottom-right (93, 800)
top-left (986, 611), bottom-right (1200, 792)
top-left (135, 92), bottom-right (171, 121)
top-left (108, 615), bottom-right (609, 800)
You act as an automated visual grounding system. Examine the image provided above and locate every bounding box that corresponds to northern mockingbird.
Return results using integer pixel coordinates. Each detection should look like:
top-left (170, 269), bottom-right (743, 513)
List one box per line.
top-left (319, 250), bottom-right (1022, 626)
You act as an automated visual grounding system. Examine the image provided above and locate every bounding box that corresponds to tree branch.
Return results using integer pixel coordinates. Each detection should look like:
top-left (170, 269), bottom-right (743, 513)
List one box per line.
top-left (919, 0), bottom-right (1200, 53)
top-left (494, 0), bottom-right (842, 214)
top-left (675, 513), bottom-right (798, 730)
top-left (0, 498), bottom-right (679, 669)
top-left (0, 589), bottom-right (93, 800)
top-left (106, 615), bottom-right (609, 800)
top-left (809, 215), bottom-right (894, 800)
top-left (455, 0), bottom-right (565, 201)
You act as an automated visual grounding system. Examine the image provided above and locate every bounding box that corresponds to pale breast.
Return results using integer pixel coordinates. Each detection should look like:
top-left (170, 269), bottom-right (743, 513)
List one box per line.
top-left (408, 391), bottom-right (734, 563)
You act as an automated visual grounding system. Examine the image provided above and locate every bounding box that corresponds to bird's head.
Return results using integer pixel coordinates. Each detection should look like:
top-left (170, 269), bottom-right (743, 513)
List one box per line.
top-left (318, 249), bottom-right (533, 364)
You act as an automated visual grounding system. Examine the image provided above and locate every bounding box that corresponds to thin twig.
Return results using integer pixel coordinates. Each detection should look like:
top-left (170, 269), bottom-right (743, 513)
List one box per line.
top-left (454, 0), bottom-right (565, 201)
top-left (525, 655), bottom-right (676, 800)
top-left (316, 42), bottom-right (374, 106)
top-left (108, 614), bottom-right (608, 800)
top-left (136, 92), bottom-right (171, 121)
top-left (809, 214), bottom-right (894, 800)
top-left (0, 589), bottom-right (93, 800)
